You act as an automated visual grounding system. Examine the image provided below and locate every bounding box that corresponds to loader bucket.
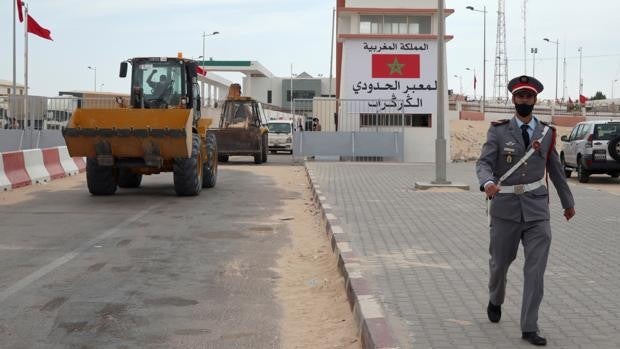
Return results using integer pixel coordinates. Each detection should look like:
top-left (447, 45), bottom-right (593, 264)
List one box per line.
top-left (62, 108), bottom-right (193, 160)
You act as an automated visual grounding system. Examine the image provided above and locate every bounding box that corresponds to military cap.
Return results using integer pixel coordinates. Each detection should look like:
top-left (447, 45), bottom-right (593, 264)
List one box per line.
top-left (507, 75), bottom-right (544, 95)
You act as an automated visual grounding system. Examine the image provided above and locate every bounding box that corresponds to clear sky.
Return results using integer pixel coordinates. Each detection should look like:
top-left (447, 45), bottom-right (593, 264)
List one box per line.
top-left (1, 0), bottom-right (619, 101)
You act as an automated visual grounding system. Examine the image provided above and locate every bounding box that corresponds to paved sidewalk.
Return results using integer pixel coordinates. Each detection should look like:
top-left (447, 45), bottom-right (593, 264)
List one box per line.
top-left (306, 162), bottom-right (620, 349)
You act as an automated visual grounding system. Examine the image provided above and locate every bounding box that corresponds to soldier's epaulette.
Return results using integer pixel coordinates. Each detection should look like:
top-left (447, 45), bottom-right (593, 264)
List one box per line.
top-left (491, 119), bottom-right (509, 126)
top-left (540, 120), bottom-right (556, 130)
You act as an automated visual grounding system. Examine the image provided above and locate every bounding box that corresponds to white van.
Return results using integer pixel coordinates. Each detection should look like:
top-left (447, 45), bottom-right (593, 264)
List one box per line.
top-left (267, 120), bottom-right (294, 154)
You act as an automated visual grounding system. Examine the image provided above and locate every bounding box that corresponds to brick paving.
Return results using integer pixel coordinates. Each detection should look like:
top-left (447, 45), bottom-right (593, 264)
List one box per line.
top-left (306, 161), bottom-right (620, 349)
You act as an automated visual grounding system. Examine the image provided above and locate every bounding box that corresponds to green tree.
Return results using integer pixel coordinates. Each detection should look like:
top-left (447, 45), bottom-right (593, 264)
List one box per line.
top-left (590, 91), bottom-right (606, 100)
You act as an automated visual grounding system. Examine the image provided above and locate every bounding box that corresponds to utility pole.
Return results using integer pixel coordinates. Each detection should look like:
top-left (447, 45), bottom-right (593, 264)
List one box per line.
top-left (465, 5), bottom-right (487, 112)
top-left (329, 7), bottom-right (335, 97)
top-left (434, 0), bottom-right (448, 184)
top-left (290, 63), bottom-right (294, 113)
top-left (416, 0), bottom-right (468, 191)
top-left (522, 0), bottom-right (527, 74)
top-left (578, 47), bottom-right (583, 100)
top-left (202, 31), bottom-right (219, 70)
top-left (562, 45), bottom-right (567, 102)
top-left (543, 38), bottom-right (559, 104)
top-left (530, 48), bottom-right (537, 76)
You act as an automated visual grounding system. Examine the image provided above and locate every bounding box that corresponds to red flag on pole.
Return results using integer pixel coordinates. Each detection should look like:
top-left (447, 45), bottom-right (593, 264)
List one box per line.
top-left (371, 54), bottom-right (420, 78)
top-left (196, 66), bottom-right (207, 76)
top-left (27, 15), bottom-right (53, 41)
top-left (579, 94), bottom-right (588, 104)
top-left (16, 0), bottom-right (24, 22)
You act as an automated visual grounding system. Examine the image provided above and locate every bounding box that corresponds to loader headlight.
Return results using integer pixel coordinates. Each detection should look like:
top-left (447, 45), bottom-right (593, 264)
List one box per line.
top-left (180, 97), bottom-right (188, 105)
top-left (286, 137), bottom-right (292, 143)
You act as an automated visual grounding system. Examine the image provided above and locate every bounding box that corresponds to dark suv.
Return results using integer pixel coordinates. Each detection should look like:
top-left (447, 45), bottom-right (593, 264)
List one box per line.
top-left (560, 120), bottom-right (620, 182)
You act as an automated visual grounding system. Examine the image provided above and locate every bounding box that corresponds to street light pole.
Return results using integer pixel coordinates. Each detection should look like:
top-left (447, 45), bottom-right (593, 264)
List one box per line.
top-left (530, 48), bottom-right (537, 76)
top-left (612, 79), bottom-right (618, 99)
top-left (543, 38), bottom-right (559, 104)
top-left (466, 5), bottom-right (487, 113)
top-left (87, 66), bottom-right (96, 92)
top-left (578, 47), bottom-right (583, 100)
top-left (453, 74), bottom-right (463, 95)
top-left (290, 63), bottom-right (294, 113)
top-left (202, 31), bottom-right (219, 68)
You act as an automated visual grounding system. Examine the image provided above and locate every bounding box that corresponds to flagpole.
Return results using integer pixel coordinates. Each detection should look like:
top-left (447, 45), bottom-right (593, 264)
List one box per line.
top-left (24, 4), bottom-right (29, 135)
top-left (12, 0), bottom-right (17, 123)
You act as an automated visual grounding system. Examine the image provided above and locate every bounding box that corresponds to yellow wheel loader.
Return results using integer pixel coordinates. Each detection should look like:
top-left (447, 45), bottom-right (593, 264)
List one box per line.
top-left (62, 56), bottom-right (218, 196)
top-left (210, 84), bottom-right (269, 164)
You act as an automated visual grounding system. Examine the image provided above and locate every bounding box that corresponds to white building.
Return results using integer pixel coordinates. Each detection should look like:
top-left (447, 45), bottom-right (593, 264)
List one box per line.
top-left (336, 0), bottom-right (454, 162)
top-left (0, 79), bottom-right (25, 96)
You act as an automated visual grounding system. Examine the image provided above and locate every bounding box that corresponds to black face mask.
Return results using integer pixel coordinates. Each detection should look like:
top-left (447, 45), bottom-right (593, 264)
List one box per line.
top-left (515, 103), bottom-right (534, 117)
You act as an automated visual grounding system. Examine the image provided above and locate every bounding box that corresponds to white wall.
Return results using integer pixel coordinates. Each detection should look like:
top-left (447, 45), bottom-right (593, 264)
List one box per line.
top-left (346, 0), bottom-right (439, 9)
top-left (242, 76), bottom-right (284, 106)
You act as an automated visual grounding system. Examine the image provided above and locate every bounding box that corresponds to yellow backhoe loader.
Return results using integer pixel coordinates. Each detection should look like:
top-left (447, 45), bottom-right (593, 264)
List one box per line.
top-left (210, 84), bottom-right (269, 164)
top-left (62, 55), bottom-right (217, 196)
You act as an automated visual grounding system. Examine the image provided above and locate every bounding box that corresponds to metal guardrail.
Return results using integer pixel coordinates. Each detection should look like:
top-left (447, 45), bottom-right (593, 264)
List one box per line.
top-left (456, 101), bottom-right (620, 117)
top-left (0, 96), bottom-right (127, 131)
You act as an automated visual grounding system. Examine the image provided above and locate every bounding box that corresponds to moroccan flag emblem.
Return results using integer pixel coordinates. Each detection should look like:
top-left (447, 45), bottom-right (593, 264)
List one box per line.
top-left (372, 54), bottom-right (420, 78)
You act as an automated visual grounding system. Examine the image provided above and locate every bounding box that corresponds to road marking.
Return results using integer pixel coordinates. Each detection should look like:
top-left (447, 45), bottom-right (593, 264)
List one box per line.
top-left (0, 204), bottom-right (160, 304)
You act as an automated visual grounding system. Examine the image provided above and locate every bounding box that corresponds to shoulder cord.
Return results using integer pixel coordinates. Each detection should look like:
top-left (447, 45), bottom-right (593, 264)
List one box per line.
top-left (497, 126), bottom-right (550, 186)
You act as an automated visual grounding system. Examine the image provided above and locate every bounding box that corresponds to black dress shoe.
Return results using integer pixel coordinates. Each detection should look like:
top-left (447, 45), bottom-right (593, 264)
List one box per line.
top-left (522, 332), bottom-right (547, 346)
top-left (486, 301), bottom-right (501, 323)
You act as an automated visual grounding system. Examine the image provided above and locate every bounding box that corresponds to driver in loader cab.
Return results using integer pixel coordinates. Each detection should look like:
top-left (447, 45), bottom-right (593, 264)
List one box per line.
top-left (147, 70), bottom-right (171, 100)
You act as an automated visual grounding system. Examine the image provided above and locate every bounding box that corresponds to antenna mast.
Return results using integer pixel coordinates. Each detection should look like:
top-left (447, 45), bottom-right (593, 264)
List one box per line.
top-left (493, 0), bottom-right (509, 101)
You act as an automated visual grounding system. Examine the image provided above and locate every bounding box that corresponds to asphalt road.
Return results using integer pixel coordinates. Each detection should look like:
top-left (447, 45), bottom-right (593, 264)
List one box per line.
top-left (0, 154), bottom-right (300, 349)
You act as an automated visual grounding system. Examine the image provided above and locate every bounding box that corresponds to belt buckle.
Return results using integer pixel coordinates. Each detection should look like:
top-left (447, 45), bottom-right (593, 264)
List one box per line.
top-left (514, 184), bottom-right (525, 195)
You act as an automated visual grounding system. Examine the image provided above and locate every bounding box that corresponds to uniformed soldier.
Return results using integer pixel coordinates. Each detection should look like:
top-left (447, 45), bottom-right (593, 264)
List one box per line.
top-left (476, 75), bottom-right (576, 346)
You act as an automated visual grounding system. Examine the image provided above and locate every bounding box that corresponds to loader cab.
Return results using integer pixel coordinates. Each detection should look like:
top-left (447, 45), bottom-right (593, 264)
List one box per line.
top-left (121, 57), bottom-right (197, 110)
top-left (219, 98), bottom-right (266, 129)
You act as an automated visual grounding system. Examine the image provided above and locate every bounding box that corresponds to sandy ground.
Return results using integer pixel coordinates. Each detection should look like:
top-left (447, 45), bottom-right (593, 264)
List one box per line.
top-left (272, 166), bottom-right (360, 349)
top-left (450, 119), bottom-right (573, 162)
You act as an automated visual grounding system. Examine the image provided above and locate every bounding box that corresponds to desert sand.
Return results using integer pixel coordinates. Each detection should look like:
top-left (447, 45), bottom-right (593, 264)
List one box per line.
top-left (450, 119), bottom-right (573, 162)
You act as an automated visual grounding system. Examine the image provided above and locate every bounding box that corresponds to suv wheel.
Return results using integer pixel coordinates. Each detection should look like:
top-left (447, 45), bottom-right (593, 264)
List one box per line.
top-left (609, 136), bottom-right (620, 162)
top-left (577, 159), bottom-right (590, 183)
top-left (561, 155), bottom-right (571, 178)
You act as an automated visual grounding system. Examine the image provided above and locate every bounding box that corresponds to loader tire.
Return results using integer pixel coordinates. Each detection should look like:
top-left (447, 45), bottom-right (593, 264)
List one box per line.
top-left (254, 139), bottom-right (263, 164)
top-left (218, 154), bottom-right (229, 163)
top-left (117, 168), bottom-right (142, 188)
top-left (173, 134), bottom-right (202, 196)
top-left (202, 132), bottom-right (218, 188)
top-left (261, 134), bottom-right (268, 163)
top-left (86, 158), bottom-right (117, 195)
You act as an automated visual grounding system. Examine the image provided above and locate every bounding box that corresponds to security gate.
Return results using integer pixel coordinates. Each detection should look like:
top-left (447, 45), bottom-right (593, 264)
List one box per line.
top-left (292, 98), bottom-right (405, 161)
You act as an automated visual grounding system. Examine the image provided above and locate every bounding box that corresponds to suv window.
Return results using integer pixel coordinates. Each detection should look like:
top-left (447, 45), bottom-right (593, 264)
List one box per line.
top-left (569, 124), bottom-right (583, 141)
top-left (577, 124), bottom-right (591, 139)
top-left (593, 123), bottom-right (620, 140)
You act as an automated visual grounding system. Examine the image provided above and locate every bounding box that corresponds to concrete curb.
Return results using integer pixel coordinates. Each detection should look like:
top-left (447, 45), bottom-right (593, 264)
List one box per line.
top-left (0, 146), bottom-right (85, 191)
top-left (304, 164), bottom-right (400, 349)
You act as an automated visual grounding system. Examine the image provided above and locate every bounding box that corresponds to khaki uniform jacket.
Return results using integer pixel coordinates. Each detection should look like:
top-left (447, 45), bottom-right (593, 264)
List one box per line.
top-left (476, 116), bottom-right (575, 222)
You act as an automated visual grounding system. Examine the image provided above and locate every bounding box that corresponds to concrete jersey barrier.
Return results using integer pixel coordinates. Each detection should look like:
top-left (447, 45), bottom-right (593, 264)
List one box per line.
top-left (0, 146), bottom-right (85, 191)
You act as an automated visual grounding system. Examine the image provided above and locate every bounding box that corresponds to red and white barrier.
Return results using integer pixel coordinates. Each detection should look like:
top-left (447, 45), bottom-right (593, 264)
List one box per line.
top-left (0, 158), bottom-right (12, 191)
top-left (58, 147), bottom-right (80, 176)
top-left (0, 146), bottom-right (86, 191)
top-left (23, 149), bottom-right (51, 184)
